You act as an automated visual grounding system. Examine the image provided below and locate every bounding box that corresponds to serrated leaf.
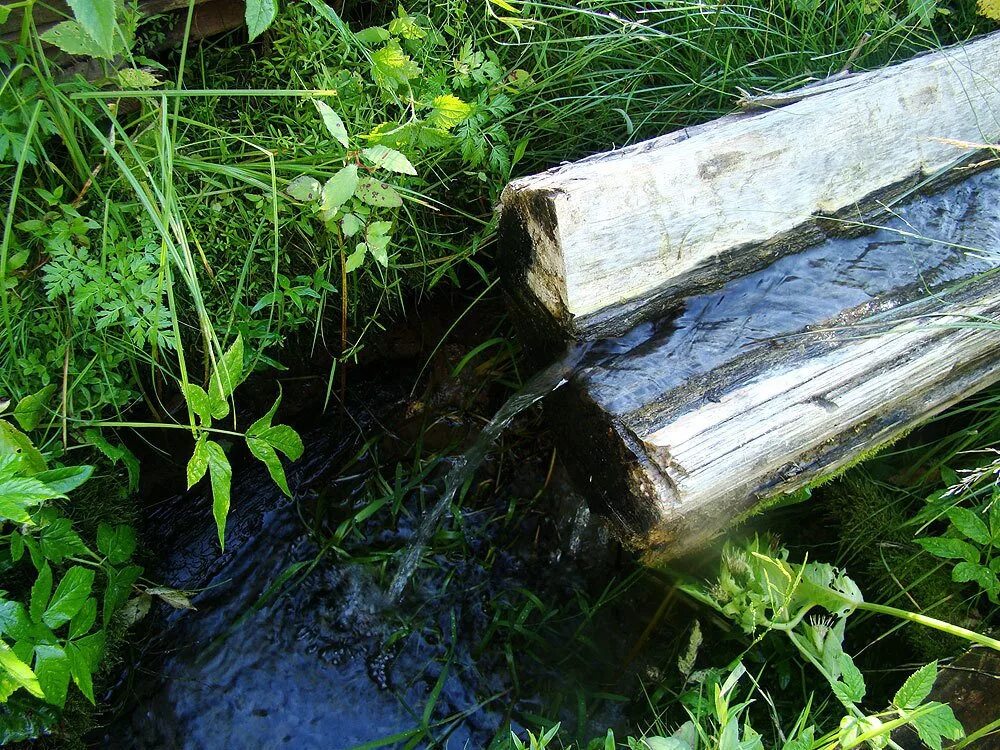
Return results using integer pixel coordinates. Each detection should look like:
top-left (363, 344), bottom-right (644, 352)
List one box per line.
top-left (30, 565), bottom-right (53, 624)
top-left (832, 653), bottom-right (866, 704)
top-left (370, 41), bottom-right (420, 90)
top-left (346, 244), bottom-right (368, 273)
top-left (894, 661), bottom-right (938, 710)
top-left (0, 473), bottom-right (58, 523)
top-left (355, 177), bottom-right (403, 208)
top-left (354, 26), bottom-right (391, 43)
top-left (951, 560), bottom-right (999, 594)
top-left (361, 145), bottom-right (417, 175)
top-left (13, 385), bottom-right (57, 431)
top-left (97, 523), bottom-right (136, 565)
top-left (426, 94), bottom-right (472, 130)
top-left (39, 517), bottom-right (87, 563)
top-left (187, 435), bottom-right (209, 489)
top-left (245, 0), bottom-right (278, 41)
top-left (948, 507), bottom-right (991, 545)
top-left (247, 438), bottom-right (290, 496)
top-left (68, 597), bottom-right (97, 639)
top-left (116, 68), bottom-right (160, 88)
top-left (321, 164), bottom-right (359, 215)
top-left (66, 632), bottom-right (103, 704)
top-left (207, 335), bottom-right (244, 411)
top-left (0, 641), bottom-right (42, 699)
top-left (313, 100), bottom-right (350, 148)
top-left (908, 0), bottom-right (937, 25)
top-left (206, 441), bottom-right (232, 550)
top-left (66, 0), bottom-right (116, 54)
top-left (40, 20), bottom-right (112, 59)
top-left (43, 566), bottom-right (95, 628)
top-left (182, 383), bottom-right (214, 425)
top-left (33, 645), bottom-right (70, 707)
top-left (286, 175), bottom-right (322, 202)
top-left (911, 702), bottom-right (965, 750)
top-left (33, 466), bottom-right (93, 495)
top-left (916, 536), bottom-right (980, 563)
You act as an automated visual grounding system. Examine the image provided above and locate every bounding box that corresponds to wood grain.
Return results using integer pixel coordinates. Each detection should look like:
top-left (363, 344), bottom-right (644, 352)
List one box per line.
top-left (500, 32), bottom-right (1000, 340)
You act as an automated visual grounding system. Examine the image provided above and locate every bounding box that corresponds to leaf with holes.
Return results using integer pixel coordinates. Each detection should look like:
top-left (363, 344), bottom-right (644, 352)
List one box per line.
top-left (287, 175), bottom-right (322, 202)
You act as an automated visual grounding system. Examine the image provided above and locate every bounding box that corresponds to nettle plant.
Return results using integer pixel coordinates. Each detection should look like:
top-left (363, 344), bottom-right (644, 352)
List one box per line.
top-left (688, 537), bottom-right (990, 750)
top-left (0, 398), bottom-right (183, 716)
top-left (914, 468), bottom-right (1000, 602)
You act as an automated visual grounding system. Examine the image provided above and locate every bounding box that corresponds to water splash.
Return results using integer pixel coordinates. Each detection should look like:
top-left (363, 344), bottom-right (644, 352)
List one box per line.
top-left (386, 343), bottom-right (592, 603)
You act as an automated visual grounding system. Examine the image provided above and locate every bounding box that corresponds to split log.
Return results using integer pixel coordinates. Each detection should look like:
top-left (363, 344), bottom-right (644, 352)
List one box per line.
top-left (500, 32), bottom-right (1000, 341)
top-left (548, 168), bottom-right (1000, 561)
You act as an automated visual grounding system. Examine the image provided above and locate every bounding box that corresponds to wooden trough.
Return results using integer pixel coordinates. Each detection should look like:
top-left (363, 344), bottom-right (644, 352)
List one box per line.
top-left (499, 32), bottom-right (1000, 561)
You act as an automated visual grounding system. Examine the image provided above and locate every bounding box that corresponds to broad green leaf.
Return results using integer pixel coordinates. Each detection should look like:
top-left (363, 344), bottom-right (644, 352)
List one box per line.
top-left (894, 661), bottom-right (938, 710)
top-left (245, 0), bottom-right (278, 41)
top-left (259, 425), bottom-right (303, 459)
top-left (33, 645), bottom-right (70, 707)
top-left (346, 244), bottom-right (368, 273)
top-left (0, 601), bottom-right (31, 641)
top-left (0, 475), bottom-right (58, 523)
top-left (426, 94), bottom-right (472, 130)
top-left (13, 385), bottom-right (57, 431)
top-left (120, 594), bottom-right (152, 626)
top-left (355, 178), bottom-right (403, 208)
top-left (29, 565), bottom-right (53, 624)
top-left (951, 561), bottom-right (999, 594)
top-left (0, 420), bottom-right (47, 474)
top-left (916, 536), bottom-right (980, 563)
top-left (65, 0), bottom-right (116, 54)
top-left (287, 175), bottom-right (322, 202)
top-left (187, 435), bottom-right (209, 489)
top-left (0, 641), bottom-right (42, 699)
top-left (354, 26), bottom-right (390, 44)
top-left (206, 441), bottom-right (232, 550)
top-left (246, 393), bottom-right (282, 436)
top-left (341, 213), bottom-right (363, 237)
top-left (66, 632), bottom-right (104, 704)
top-left (321, 165), bottom-right (359, 215)
top-left (370, 41), bottom-right (420, 90)
top-left (207, 335), bottom-right (245, 411)
top-left (97, 523), bottom-right (136, 565)
top-left (103, 564), bottom-right (142, 625)
top-left (948, 507), bottom-right (991, 545)
top-left (43, 566), bottom-right (95, 628)
top-left (0, 6), bottom-right (9, 24)
top-left (832, 652), bottom-right (866, 704)
top-left (361, 145), bottom-right (417, 175)
top-left (643, 738), bottom-right (689, 750)
top-left (68, 598), bottom-right (97, 639)
top-left (182, 383), bottom-right (214, 425)
top-left (387, 8), bottom-right (425, 39)
top-left (34, 465), bottom-right (93, 495)
top-left (366, 220), bottom-right (392, 267)
top-left (39, 517), bottom-right (87, 563)
top-left (313, 100), bottom-right (350, 148)
top-left (910, 702), bottom-right (964, 750)
top-left (248, 439), bottom-right (287, 496)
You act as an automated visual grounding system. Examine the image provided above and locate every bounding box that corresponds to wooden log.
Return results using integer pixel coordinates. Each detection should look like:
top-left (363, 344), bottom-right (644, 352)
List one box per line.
top-left (551, 167), bottom-right (1000, 561)
top-left (499, 32), bottom-right (1000, 341)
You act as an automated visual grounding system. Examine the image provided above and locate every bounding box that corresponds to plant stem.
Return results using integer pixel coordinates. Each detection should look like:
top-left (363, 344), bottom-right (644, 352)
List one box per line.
top-left (860, 601), bottom-right (1000, 651)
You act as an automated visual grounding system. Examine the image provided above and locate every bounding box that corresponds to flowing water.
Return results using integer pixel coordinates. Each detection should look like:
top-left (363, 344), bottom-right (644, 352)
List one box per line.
top-left (101, 167), bottom-right (1000, 748)
top-left (386, 343), bottom-right (593, 603)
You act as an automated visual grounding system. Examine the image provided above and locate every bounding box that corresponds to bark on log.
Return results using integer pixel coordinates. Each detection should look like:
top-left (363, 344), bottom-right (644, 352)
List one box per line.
top-left (549, 168), bottom-right (1000, 561)
top-left (500, 32), bottom-right (1000, 341)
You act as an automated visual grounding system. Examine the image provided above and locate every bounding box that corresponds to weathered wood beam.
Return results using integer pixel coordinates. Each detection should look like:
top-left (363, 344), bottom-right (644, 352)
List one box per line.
top-left (500, 32), bottom-right (1000, 341)
top-left (548, 168), bottom-right (1000, 561)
